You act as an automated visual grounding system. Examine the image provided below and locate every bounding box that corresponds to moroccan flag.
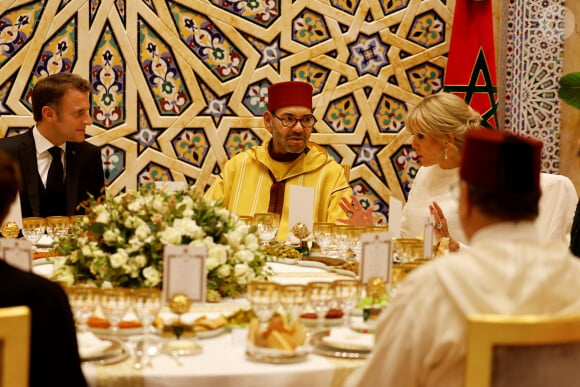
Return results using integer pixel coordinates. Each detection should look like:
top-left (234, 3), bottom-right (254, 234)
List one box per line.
top-left (444, 0), bottom-right (498, 129)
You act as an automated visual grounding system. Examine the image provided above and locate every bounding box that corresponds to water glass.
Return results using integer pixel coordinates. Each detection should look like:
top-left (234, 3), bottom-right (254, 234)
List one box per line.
top-left (254, 213), bottom-right (280, 245)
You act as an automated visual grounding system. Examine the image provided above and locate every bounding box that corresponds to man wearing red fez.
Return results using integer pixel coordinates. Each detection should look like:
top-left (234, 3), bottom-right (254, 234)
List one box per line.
top-left (206, 81), bottom-right (352, 240)
top-left (347, 130), bottom-right (580, 387)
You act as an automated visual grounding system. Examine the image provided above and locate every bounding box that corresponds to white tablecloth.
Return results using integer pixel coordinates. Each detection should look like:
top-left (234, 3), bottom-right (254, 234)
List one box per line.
top-left (32, 260), bottom-right (364, 387)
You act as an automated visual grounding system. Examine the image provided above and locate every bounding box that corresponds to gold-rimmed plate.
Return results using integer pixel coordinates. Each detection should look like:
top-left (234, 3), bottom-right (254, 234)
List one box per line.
top-left (310, 330), bottom-right (372, 359)
top-left (81, 337), bottom-right (129, 365)
top-left (245, 344), bottom-right (310, 364)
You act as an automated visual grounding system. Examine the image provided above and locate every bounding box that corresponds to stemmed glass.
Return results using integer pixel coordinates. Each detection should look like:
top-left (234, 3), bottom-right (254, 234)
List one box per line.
top-left (99, 288), bottom-right (132, 338)
top-left (46, 216), bottom-right (70, 243)
top-left (313, 222), bottom-right (336, 256)
top-left (22, 217), bottom-right (46, 248)
top-left (132, 288), bottom-right (162, 367)
top-left (333, 279), bottom-right (362, 328)
top-left (254, 213), bottom-right (280, 245)
top-left (279, 284), bottom-right (307, 325)
top-left (306, 282), bottom-right (335, 330)
top-left (247, 281), bottom-right (280, 330)
top-left (66, 286), bottom-right (98, 332)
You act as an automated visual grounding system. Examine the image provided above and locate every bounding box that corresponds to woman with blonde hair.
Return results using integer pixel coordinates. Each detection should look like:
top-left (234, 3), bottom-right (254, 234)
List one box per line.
top-left (340, 92), bottom-right (481, 251)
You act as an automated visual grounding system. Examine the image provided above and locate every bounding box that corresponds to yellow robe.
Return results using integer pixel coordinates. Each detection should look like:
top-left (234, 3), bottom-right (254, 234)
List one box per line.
top-left (205, 140), bottom-right (352, 240)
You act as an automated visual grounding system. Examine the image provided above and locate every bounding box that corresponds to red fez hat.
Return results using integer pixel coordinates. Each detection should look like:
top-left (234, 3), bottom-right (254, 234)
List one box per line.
top-left (460, 129), bottom-right (542, 192)
top-left (267, 81), bottom-right (313, 112)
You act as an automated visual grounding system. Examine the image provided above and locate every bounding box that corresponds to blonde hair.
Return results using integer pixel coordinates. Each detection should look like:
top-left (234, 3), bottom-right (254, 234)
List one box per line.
top-left (406, 92), bottom-right (481, 153)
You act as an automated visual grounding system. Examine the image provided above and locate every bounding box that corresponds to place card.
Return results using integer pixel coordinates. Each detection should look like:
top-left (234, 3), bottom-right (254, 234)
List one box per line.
top-left (288, 185), bottom-right (314, 242)
top-left (359, 231), bottom-right (392, 284)
top-left (388, 196), bottom-right (402, 238)
top-left (154, 181), bottom-right (186, 192)
top-left (0, 238), bottom-right (33, 272)
top-left (162, 245), bottom-right (207, 303)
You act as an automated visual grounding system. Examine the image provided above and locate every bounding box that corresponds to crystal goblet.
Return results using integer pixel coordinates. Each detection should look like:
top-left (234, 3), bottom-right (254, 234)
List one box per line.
top-left (307, 282), bottom-right (334, 330)
top-left (333, 279), bottom-right (362, 328)
top-left (99, 288), bottom-right (132, 338)
top-left (254, 213), bottom-right (280, 245)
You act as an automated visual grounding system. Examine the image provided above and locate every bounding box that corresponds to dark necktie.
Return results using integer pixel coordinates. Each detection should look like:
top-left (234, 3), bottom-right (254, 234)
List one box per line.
top-left (45, 146), bottom-right (65, 215)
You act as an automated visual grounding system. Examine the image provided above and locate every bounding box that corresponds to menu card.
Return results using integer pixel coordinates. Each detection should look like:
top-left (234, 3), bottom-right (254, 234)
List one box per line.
top-left (359, 231), bottom-right (392, 284)
top-left (0, 238), bottom-right (32, 272)
top-left (288, 185), bottom-right (314, 242)
top-left (162, 245), bottom-right (207, 303)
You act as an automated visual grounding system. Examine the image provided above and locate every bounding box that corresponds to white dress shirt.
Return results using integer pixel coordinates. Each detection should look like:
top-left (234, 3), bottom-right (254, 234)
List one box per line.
top-left (32, 127), bottom-right (66, 187)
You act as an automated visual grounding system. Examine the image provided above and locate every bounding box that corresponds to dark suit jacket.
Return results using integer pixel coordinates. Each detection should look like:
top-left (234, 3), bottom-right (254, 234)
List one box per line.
top-left (0, 129), bottom-right (105, 217)
top-left (0, 260), bottom-right (87, 386)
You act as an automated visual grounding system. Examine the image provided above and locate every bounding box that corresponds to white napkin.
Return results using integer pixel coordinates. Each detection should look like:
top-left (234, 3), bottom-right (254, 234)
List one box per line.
top-left (77, 331), bottom-right (113, 359)
top-left (36, 234), bottom-right (54, 247)
top-left (321, 327), bottom-right (374, 351)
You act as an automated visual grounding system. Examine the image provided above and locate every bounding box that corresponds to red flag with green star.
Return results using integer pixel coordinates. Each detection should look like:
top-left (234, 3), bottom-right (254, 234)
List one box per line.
top-left (444, 0), bottom-right (498, 128)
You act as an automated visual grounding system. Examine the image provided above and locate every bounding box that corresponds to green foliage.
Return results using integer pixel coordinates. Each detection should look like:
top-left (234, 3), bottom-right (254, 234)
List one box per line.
top-left (559, 72), bottom-right (580, 110)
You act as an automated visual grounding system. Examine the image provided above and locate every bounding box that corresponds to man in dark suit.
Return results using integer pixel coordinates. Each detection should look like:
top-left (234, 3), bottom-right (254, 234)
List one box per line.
top-left (0, 151), bottom-right (87, 386)
top-left (0, 73), bottom-right (104, 217)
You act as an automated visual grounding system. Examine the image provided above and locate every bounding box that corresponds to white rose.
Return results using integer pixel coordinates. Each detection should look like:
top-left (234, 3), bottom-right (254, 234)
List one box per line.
top-left (110, 250), bottom-right (129, 268)
top-left (173, 218), bottom-right (203, 239)
top-left (244, 233), bottom-right (259, 250)
top-left (160, 226), bottom-right (183, 245)
top-left (182, 209), bottom-right (194, 218)
top-left (234, 263), bottom-right (254, 284)
top-left (206, 257), bottom-right (219, 271)
top-left (153, 195), bottom-right (165, 212)
top-left (216, 264), bottom-right (232, 278)
top-left (208, 244), bottom-right (228, 265)
top-left (95, 209), bottom-right (110, 224)
top-left (133, 254), bottom-right (147, 268)
top-left (135, 224), bottom-right (151, 241)
top-left (143, 266), bottom-right (161, 286)
top-left (103, 229), bottom-right (118, 244)
top-left (127, 197), bottom-right (144, 212)
top-left (82, 245), bottom-right (94, 257)
top-left (234, 249), bottom-right (254, 264)
top-left (179, 196), bottom-right (194, 210)
top-left (225, 229), bottom-right (243, 248)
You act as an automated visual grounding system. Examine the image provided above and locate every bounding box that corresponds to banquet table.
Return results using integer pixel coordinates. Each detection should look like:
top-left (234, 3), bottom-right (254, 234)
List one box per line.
top-left (33, 261), bottom-right (367, 387)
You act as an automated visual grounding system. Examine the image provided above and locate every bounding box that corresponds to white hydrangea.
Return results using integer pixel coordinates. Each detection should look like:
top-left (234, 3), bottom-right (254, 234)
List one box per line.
top-left (225, 229), bottom-right (243, 248)
top-left (94, 204), bottom-right (110, 223)
top-left (103, 229), bottom-right (119, 245)
top-left (127, 196), bottom-right (145, 212)
top-left (52, 265), bottom-right (75, 286)
top-left (244, 233), bottom-right (259, 250)
top-left (206, 256), bottom-right (219, 271)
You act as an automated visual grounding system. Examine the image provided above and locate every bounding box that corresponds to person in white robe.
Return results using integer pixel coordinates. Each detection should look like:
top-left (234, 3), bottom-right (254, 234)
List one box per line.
top-left (346, 129), bottom-right (580, 387)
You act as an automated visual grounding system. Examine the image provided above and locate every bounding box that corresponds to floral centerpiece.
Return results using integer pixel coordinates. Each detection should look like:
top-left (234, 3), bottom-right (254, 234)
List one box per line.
top-left (52, 185), bottom-right (268, 301)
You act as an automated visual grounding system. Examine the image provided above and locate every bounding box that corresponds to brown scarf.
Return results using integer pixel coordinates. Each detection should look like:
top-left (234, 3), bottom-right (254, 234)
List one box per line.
top-left (267, 141), bottom-right (308, 214)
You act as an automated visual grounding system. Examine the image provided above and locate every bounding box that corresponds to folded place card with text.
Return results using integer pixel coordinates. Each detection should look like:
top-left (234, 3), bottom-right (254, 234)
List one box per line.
top-left (0, 238), bottom-right (32, 272)
top-left (163, 245), bottom-right (207, 303)
top-left (288, 185), bottom-right (314, 240)
top-left (359, 231), bottom-right (392, 284)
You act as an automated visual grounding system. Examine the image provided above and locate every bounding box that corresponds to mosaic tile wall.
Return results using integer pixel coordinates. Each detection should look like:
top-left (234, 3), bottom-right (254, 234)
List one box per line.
top-left (503, 0), bottom-right (565, 173)
top-left (0, 0), bottom-right (564, 223)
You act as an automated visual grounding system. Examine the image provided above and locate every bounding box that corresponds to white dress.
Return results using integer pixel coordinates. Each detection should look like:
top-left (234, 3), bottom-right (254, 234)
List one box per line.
top-left (346, 222), bottom-right (580, 387)
top-left (400, 165), bottom-right (467, 244)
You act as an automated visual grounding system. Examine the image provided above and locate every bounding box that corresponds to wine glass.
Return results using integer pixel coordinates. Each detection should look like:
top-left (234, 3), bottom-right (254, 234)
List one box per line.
top-left (99, 288), bottom-right (132, 338)
top-left (46, 216), bottom-right (70, 242)
top-left (313, 222), bottom-right (336, 256)
top-left (22, 217), bottom-right (46, 248)
top-left (246, 281), bottom-right (280, 330)
top-left (279, 284), bottom-right (307, 324)
top-left (66, 286), bottom-right (98, 332)
top-left (132, 288), bottom-right (162, 367)
top-left (254, 213), bottom-right (280, 245)
top-left (306, 282), bottom-right (334, 330)
top-left (333, 279), bottom-right (362, 328)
